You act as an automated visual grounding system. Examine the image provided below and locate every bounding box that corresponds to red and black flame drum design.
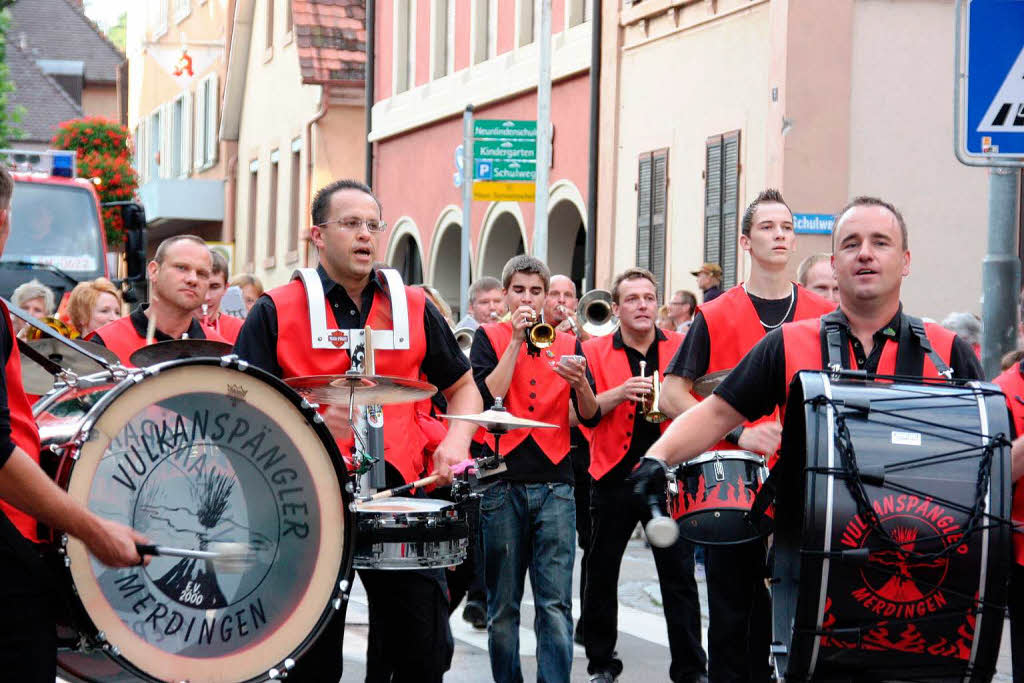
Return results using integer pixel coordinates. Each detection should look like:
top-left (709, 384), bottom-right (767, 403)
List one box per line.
top-left (667, 450), bottom-right (769, 545)
top-left (770, 372), bottom-right (1011, 682)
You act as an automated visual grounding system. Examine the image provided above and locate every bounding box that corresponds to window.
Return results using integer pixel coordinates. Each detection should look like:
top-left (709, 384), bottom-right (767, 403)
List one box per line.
top-left (636, 149), bottom-right (668, 300)
top-left (194, 74), bottom-right (219, 169)
top-left (247, 161), bottom-right (258, 270)
top-left (152, 0), bottom-right (168, 37)
top-left (704, 132), bottom-right (740, 289)
top-left (431, 0), bottom-right (453, 79)
top-left (516, 0), bottom-right (534, 46)
top-left (288, 138), bottom-right (301, 258)
top-left (148, 110), bottom-right (161, 180)
top-left (266, 0), bottom-right (275, 49)
top-left (173, 0), bottom-right (190, 23)
top-left (169, 94), bottom-right (191, 178)
top-left (393, 1), bottom-right (415, 92)
top-left (133, 123), bottom-right (146, 183)
top-left (266, 149), bottom-right (279, 266)
top-left (471, 0), bottom-right (489, 64)
top-left (567, 0), bottom-right (587, 28)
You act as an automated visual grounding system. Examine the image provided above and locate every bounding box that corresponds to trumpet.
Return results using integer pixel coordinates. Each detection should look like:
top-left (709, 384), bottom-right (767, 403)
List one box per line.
top-left (578, 289), bottom-right (617, 337)
top-left (555, 304), bottom-right (579, 333)
top-left (526, 311), bottom-right (556, 350)
top-left (638, 360), bottom-right (668, 424)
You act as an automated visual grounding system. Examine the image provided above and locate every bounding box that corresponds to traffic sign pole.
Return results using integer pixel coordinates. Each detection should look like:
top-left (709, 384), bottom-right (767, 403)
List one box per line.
top-left (533, 0), bottom-right (552, 264)
top-left (461, 105), bottom-right (473, 321)
top-left (982, 167), bottom-right (1021, 378)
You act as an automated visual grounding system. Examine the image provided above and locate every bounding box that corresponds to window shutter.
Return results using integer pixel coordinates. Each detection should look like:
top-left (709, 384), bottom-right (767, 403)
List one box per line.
top-left (135, 121), bottom-right (146, 183)
top-left (159, 104), bottom-right (171, 179)
top-left (180, 92), bottom-right (192, 177)
top-left (720, 132), bottom-right (740, 288)
top-left (207, 74), bottom-right (219, 164)
top-left (635, 152), bottom-right (652, 270)
top-left (194, 82), bottom-right (206, 169)
top-left (703, 135), bottom-right (722, 269)
top-left (650, 149), bottom-right (668, 300)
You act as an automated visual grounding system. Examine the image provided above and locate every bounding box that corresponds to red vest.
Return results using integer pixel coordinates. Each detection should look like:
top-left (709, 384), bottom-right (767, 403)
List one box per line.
top-left (992, 362), bottom-right (1024, 565)
top-left (1, 300), bottom-right (42, 541)
top-left (479, 322), bottom-right (578, 463)
top-left (94, 315), bottom-right (228, 367)
top-left (699, 284), bottom-right (835, 451)
top-left (269, 279), bottom-right (429, 484)
top-left (202, 313), bottom-right (244, 344)
top-left (582, 331), bottom-right (683, 480)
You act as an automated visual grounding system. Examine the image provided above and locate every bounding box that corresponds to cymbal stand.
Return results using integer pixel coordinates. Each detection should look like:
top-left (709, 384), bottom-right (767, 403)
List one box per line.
top-left (474, 397), bottom-right (510, 479)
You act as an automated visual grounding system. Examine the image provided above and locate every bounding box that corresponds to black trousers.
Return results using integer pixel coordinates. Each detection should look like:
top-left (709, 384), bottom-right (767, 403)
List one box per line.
top-left (360, 568), bottom-right (454, 682)
top-left (705, 540), bottom-right (772, 682)
top-left (571, 430), bottom-right (593, 628)
top-left (1010, 562), bottom-right (1024, 682)
top-left (287, 598), bottom-right (347, 682)
top-left (0, 513), bottom-right (56, 682)
top-left (583, 477), bottom-right (706, 681)
top-left (445, 494), bottom-right (486, 612)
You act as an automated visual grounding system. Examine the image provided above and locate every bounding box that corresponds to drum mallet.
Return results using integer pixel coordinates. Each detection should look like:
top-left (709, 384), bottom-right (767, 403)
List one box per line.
top-left (358, 474), bottom-right (442, 502)
top-left (644, 495), bottom-right (680, 548)
top-left (136, 543), bottom-right (254, 573)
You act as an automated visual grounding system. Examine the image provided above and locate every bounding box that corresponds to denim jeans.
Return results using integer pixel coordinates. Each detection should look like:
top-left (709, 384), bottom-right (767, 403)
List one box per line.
top-left (481, 481), bottom-right (577, 683)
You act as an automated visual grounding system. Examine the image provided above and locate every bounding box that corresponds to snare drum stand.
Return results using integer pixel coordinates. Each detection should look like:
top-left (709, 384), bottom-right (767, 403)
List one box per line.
top-left (473, 397), bottom-right (510, 480)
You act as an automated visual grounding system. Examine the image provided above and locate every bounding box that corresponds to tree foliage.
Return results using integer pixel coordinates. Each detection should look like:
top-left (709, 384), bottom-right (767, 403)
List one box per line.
top-left (0, 5), bottom-right (24, 146)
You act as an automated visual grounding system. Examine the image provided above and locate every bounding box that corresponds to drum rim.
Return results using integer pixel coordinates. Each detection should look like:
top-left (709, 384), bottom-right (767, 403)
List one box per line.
top-left (679, 450), bottom-right (766, 467)
top-left (54, 356), bottom-right (356, 683)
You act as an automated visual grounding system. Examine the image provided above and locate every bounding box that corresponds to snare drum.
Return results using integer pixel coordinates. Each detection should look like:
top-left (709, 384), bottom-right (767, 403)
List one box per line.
top-left (33, 357), bottom-right (355, 683)
top-left (354, 497), bottom-right (468, 570)
top-left (668, 450), bottom-right (769, 545)
top-left (771, 372), bottom-right (1010, 682)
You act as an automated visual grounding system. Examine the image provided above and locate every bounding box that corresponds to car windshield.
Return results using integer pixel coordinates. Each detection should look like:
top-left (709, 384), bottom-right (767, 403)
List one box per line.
top-left (4, 182), bottom-right (104, 275)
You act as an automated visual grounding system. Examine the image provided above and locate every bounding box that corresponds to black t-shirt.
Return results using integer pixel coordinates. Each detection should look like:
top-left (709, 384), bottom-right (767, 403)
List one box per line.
top-left (0, 315), bottom-right (15, 466)
top-left (470, 328), bottom-right (599, 485)
top-left (667, 285), bottom-right (800, 380)
top-left (714, 307), bottom-right (985, 423)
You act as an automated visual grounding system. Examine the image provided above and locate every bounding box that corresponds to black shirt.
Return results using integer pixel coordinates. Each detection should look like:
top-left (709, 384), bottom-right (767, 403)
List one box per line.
top-left (714, 307), bottom-right (985, 423)
top-left (470, 328), bottom-right (599, 485)
top-left (702, 285), bottom-right (723, 303)
top-left (91, 306), bottom-right (211, 346)
top-left (233, 266), bottom-right (469, 393)
top-left (0, 316), bottom-right (15, 466)
top-left (598, 327), bottom-right (667, 484)
top-left (667, 285), bottom-right (801, 380)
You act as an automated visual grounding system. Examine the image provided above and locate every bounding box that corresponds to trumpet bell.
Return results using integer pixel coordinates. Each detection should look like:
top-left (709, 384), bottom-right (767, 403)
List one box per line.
top-left (453, 326), bottom-right (475, 356)
top-left (528, 322), bottom-right (556, 349)
top-left (578, 289), bottom-right (617, 337)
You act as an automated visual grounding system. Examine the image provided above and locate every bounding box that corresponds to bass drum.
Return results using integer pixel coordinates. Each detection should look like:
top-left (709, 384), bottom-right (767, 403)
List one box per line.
top-left (34, 357), bottom-right (355, 683)
top-left (771, 372), bottom-right (1010, 682)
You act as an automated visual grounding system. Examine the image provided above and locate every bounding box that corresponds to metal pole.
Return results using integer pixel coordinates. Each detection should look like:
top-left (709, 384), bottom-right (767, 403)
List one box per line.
top-left (584, 0), bottom-right (601, 292)
top-left (364, 0), bottom-right (375, 186)
top-left (460, 105), bottom-right (474, 320)
top-left (533, 0), bottom-right (552, 264)
top-left (981, 167), bottom-right (1020, 379)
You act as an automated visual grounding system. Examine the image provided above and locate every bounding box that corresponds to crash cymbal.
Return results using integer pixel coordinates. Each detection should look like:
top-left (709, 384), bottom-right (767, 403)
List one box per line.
top-left (692, 369), bottom-right (733, 398)
top-left (21, 339), bottom-right (120, 395)
top-left (129, 339), bottom-right (234, 367)
top-left (438, 409), bottom-right (558, 433)
top-left (285, 374), bottom-right (437, 406)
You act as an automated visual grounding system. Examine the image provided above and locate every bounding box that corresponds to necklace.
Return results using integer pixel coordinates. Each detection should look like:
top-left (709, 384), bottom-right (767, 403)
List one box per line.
top-left (743, 283), bottom-right (795, 330)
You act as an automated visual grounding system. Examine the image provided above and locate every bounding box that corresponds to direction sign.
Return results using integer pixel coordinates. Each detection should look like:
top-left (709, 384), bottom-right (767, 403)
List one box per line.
top-left (960, 0), bottom-right (1024, 159)
top-left (472, 181), bottom-right (536, 202)
top-left (793, 213), bottom-right (835, 235)
top-left (473, 119), bottom-right (538, 139)
top-left (474, 139), bottom-right (536, 162)
top-left (474, 159), bottom-right (536, 182)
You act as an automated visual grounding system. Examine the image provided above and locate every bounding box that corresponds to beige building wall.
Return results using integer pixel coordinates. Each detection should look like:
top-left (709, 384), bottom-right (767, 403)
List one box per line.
top-left (82, 84), bottom-right (120, 120)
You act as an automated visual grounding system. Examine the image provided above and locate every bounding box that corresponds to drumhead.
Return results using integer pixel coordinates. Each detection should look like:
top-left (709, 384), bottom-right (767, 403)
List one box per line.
top-left (772, 372), bottom-right (1010, 682)
top-left (356, 497), bottom-right (453, 514)
top-left (61, 358), bottom-right (353, 683)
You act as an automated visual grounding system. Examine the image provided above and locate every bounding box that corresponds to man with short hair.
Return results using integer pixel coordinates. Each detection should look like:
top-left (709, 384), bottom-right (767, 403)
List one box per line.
top-left (0, 165), bottom-right (145, 680)
top-left (637, 195), bottom-right (981, 681)
top-left (456, 276), bottom-right (505, 330)
top-left (200, 250), bottom-right (244, 343)
top-left (690, 263), bottom-right (723, 303)
top-left (667, 290), bottom-right (697, 334)
top-left (661, 189), bottom-right (835, 682)
top-left (544, 274), bottom-right (581, 334)
top-left (234, 178), bottom-right (481, 682)
top-left (797, 252), bottom-right (840, 303)
top-left (92, 235), bottom-right (227, 365)
top-left (471, 255), bottom-right (599, 683)
top-left (581, 268), bottom-right (706, 683)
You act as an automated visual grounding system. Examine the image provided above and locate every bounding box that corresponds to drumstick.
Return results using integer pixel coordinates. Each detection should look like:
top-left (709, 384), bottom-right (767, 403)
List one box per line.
top-left (644, 495), bottom-right (680, 548)
top-left (136, 542), bottom-right (254, 572)
top-left (358, 473), bottom-right (442, 502)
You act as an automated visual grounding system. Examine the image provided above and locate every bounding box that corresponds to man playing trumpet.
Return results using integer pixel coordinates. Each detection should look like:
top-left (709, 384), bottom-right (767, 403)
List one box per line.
top-left (580, 268), bottom-right (706, 683)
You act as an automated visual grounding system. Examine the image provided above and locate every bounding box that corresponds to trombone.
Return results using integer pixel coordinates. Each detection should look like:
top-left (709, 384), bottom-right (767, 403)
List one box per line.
top-left (453, 325), bottom-right (475, 357)
top-left (578, 289), bottom-right (617, 336)
top-left (638, 360), bottom-right (667, 423)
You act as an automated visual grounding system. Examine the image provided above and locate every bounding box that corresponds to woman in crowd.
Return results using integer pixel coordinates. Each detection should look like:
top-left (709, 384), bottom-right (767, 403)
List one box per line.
top-left (10, 279), bottom-right (55, 337)
top-left (67, 278), bottom-right (122, 339)
top-left (228, 274), bottom-right (264, 313)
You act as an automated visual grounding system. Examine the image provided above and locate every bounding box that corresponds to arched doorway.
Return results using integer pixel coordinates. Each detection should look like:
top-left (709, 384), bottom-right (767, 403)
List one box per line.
top-left (390, 233), bottom-right (423, 284)
top-left (547, 198), bottom-right (585, 292)
top-left (479, 211), bottom-right (526, 279)
top-left (431, 222), bottom-right (463, 318)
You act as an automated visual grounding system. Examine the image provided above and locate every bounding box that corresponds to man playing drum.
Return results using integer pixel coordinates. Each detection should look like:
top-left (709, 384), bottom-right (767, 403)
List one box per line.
top-left (659, 188), bottom-right (834, 682)
top-left (580, 268), bottom-right (706, 683)
top-left (0, 166), bottom-right (146, 681)
top-left (91, 234), bottom-right (228, 363)
top-left (632, 195), bottom-right (983, 675)
top-left (233, 179), bottom-right (481, 682)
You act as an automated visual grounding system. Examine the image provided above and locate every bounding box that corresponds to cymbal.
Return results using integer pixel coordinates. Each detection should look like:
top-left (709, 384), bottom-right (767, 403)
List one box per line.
top-left (21, 339), bottom-right (119, 395)
top-left (438, 409), bottom-right (558, 433)
top-left (285, 374), bottom-right (437, 406)
top-left (129, 339), bottom-right (234, 367)
top-left (692, 369), bottom-right (732, 398)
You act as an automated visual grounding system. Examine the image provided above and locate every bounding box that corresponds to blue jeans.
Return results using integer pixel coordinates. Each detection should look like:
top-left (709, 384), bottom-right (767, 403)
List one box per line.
top-left (481, 481), bottom-right (577, 683)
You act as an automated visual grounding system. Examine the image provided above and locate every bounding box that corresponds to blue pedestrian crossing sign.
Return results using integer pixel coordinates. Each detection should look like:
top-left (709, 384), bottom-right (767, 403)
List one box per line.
top-left (959, 0), bottom-right (1024, 160)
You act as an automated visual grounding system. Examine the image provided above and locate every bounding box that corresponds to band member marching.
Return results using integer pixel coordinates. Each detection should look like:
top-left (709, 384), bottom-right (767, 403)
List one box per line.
top-left (200, 250), bottom-right (244, 344)
top-left (632, 196), bottom-right (983, 676)
top-left (233, 179), bottom-right (481, 682)
top-left (470, 255), bottom-right (599, 683)
top-left (580, 268), bottom-right (707, 683)
top-left (660, 189), bottom-right (834, 681)
top-left (0, 166), bottom-right (146, 681)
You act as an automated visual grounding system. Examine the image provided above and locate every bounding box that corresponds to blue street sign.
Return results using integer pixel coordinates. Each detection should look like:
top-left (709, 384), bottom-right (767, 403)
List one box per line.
top-left (474, 159), bottom-right (493, 180)
top-left (793, 213), bottom-right (835, 235)
top-left (962, 0), bottom-right (1024, 158)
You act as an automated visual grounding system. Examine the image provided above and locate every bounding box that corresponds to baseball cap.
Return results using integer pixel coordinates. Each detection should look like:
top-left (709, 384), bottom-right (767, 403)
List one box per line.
top-left (690, 263), bottom-right (723, 278)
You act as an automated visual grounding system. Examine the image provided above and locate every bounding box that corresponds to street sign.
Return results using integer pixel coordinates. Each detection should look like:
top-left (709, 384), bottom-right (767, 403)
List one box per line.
top-left (473, 139), bottom-right (536, 161)
top-left (473, 119), bottom-right (538, 139)
top-left (958, 0), bottom-right (1024, 159)
top-left (472, 181), bottom-right (536, 202)
top-left (453, 144), bottom-right (464, 188)
top-left (793, 213), bottom-right (835, 235)
top-left (474, 159), bottom-right (536, 182)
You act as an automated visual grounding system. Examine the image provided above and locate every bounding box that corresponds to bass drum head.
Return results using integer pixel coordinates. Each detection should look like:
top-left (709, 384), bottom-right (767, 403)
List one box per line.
top-left (772, 372), bottom-right (1010, 682)
top-left (60, 359), bottom-right (352, 683)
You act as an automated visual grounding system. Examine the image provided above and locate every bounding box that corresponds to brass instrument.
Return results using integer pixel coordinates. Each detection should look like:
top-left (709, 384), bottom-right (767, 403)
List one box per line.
top-left (638, 360), bottom-right (668, 424)
top-left (555, 304), bottom-right (579, 333)
top-left (453, 325), bottom-right (475, 357)
top-left (21, 316), bottom-right (79, 341)
top-left (526, 311), bottom-right (556, 349)
top-left (578, 289), bottom-right (617, 336)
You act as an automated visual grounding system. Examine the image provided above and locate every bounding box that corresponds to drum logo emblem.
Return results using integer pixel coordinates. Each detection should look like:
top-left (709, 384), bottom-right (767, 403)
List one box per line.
top-left (226, 384), bottom-right (248, 405)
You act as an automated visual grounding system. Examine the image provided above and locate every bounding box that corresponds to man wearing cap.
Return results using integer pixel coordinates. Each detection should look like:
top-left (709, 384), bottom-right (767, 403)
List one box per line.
top-left (690, 263), bottom-right (723, 303)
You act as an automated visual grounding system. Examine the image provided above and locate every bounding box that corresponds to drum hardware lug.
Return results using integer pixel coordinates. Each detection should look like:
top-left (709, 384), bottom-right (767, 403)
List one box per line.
top-left (284, 658), bottom-right (296, 671)
top-left (842, 397), bottom-right (871, 414)
top-left (63, 556), bottom-right (71, 567)
top-left (312, 413), bottom-right (325, 425)
top-left (219, 354), bottom-right (240, 367)
top-left (713, 457), bottom-right (725, 482)
top-left (95, 630), bottom-right (106, 643)
top-left (268, 668), bottom-right (283, 679)
top-left (107, 644), bottom-right (121, 656)
top-left (236, 358), bottom-right (249, 371)
top-left (332, 597), bottom-right (343, 610)
top-left (857, 465), bottom-right (885, 487)
top-left (339, 579), bottom-right (350, 592)
top-left (770, 642), bottom-right (787, 656)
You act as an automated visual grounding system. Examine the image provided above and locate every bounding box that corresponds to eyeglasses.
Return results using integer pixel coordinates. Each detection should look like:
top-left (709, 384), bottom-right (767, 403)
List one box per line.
top-left (669, 300), bottom-right (685, 306)
top-left (315, 217), bottom-right (388, 233)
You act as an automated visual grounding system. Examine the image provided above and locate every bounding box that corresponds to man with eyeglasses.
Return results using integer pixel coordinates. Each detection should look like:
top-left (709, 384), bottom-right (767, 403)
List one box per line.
top-left (234, 179), bottom-right (482, 682)
top-left (667, 290), bottom-right (697, 335)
